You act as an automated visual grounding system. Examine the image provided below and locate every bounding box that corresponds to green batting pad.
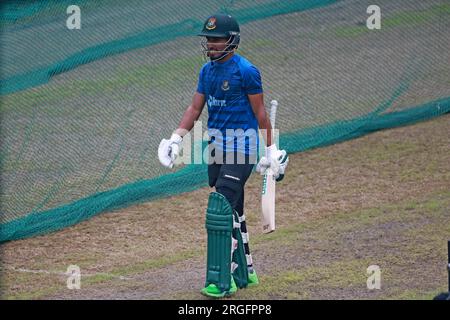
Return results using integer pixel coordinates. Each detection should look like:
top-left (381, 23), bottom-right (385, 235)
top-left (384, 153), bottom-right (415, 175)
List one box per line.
top-left (232, 210), bottom-right (249, 289)
top-left (205, 192), bottom-right (234, 292)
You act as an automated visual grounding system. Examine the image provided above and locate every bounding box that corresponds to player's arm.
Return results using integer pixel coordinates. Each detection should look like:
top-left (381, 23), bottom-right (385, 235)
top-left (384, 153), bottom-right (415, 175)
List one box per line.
top-left (249, 93), bottom-right (289, 181)
top-left (174, 92), bottom-right (206, 136)
top-left (158, 92), bottom-right (205, 168)
top-left (248, 93), bottom-right (272, 147)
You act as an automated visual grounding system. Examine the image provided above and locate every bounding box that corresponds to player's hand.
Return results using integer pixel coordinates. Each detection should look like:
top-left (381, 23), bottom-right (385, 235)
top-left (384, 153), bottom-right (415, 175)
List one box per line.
top-left (158, 133), bottom-right (183, 168)
top-left (256, 144), bottom-right (289, 181)
top-left (274, 149), bottom-right (289, 182)
top-left (256, 156), bottom-right (271, 174)
top-left (256, 144), bottom-right (279, 175)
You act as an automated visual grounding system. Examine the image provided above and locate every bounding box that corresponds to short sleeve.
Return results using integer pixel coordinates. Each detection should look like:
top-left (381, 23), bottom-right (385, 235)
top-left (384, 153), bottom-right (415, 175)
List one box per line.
top-left (196, 64), bottom-right (206, 94)
top-left (242, 65), bottom-right (263, 95)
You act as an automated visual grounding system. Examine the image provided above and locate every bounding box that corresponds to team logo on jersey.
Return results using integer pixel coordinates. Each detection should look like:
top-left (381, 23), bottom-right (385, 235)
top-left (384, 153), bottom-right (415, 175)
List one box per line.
top-left (221, 80), bottom-right (230, 91)
top-left (206, 17), bottom-right (216, 30)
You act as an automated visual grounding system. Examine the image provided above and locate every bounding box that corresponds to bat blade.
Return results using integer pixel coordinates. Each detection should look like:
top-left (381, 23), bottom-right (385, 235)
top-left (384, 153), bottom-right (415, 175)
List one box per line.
top-left (260, 100), bottom-right (278, 233)
top-left (261, 170), bottom-right (276, 233)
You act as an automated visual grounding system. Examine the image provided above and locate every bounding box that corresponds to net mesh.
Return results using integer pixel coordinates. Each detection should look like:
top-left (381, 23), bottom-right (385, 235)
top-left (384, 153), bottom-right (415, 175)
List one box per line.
top-left (1, 0), bottom-right (449, 241)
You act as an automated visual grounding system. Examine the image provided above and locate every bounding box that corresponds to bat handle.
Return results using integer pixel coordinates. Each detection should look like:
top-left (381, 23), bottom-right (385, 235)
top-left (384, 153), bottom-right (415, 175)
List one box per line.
top-left (270, 100), bottom-right (278, 128)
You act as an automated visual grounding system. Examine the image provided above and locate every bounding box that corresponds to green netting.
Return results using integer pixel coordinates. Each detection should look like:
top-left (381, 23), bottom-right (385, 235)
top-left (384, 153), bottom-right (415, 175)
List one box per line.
top-left (1, 0), bottom-right (449, 242)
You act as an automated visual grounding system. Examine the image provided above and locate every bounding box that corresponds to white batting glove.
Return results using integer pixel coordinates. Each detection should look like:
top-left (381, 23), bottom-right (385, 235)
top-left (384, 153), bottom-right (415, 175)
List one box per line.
top-left (256, 144), bottom-right (289, 181)
top-left (274, 148), bottom-right (289, 182)
top-left (158, 133), bottom-right (183, 168)
top-left (256, 144), bottom-right (279, 175)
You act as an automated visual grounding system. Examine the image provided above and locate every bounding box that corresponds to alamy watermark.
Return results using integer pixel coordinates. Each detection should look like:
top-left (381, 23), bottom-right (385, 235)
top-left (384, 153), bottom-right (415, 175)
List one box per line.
top-left (66, 265), bottom-right (81, 289)
top-left (367, 5), bottom-right (381, 30)
top-left (367, 265), bottom-right (381, 290)
top-left (67, 5), bottom-right (81, 29)
top-left (171, 120), bottom-right (279, 166)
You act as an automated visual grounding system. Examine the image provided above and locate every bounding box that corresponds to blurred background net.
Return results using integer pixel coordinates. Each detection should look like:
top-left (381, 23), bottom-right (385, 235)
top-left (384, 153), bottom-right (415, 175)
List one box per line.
top-left (1, 0), bottom-right (449, 241)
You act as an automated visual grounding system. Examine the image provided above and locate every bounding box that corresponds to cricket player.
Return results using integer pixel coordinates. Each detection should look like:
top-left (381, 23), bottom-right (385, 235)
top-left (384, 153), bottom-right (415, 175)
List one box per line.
top-left (158, 13), bottom-right (288, 298)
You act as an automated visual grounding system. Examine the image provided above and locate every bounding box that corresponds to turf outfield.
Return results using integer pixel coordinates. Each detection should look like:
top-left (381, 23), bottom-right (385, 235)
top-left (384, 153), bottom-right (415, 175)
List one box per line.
top-left (1, 114), bottom-right (448, 299)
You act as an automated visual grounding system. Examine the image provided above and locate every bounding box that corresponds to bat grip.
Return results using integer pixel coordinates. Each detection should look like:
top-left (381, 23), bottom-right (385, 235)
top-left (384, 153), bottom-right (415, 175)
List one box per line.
top-left (269, 100), bottom-right (278, 145)
top-left (269, 100), bottom-right (277, 128)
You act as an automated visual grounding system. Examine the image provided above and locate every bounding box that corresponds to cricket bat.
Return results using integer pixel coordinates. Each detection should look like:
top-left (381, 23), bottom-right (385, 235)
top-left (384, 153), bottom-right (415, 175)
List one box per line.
top-left (261, 100), bottom-right (278, 233)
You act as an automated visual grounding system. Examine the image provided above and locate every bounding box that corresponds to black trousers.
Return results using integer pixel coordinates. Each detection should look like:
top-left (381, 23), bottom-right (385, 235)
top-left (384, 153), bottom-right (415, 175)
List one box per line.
top-left (208, 153), bottom-right (255, 269)
top-left (208, 159), bottom-right (254, 216)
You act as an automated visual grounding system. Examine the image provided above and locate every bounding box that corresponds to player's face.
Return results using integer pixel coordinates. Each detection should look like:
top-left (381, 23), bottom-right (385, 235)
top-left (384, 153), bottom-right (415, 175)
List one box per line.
top-left (206, 37), bottom-right (229, 59)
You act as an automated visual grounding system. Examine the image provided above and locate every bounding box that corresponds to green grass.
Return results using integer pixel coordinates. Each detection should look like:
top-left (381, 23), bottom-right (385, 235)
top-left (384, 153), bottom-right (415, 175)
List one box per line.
top-left (5, 286), bottom-right (61, 300)
top-left (170, 258), bottom-right (374, 300)
top-left (249, 197), bottom-right (432, 248)
top-left (0, 271), bottom-right (63, 300)
top-left (1, 249), bottom-right (204, 299)
top-left (5, 176), bottom-right (449, 300)
top-left (165, 191), bottom-right (450, 299)
top-left (109, 249), bottom-right (202, 278)
top-left (388, 289), bottom-right (447, 300)
top-left (2, 114), bottom-right (448, 300)
top-left (82, 273), bottom-right (118, 287)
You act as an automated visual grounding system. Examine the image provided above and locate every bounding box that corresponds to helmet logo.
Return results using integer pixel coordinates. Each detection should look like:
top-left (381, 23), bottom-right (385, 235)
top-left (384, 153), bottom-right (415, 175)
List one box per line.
top-left (221, 80), bottom-right (230, 91)
top-left (205, 17), bottom-right (216, 30)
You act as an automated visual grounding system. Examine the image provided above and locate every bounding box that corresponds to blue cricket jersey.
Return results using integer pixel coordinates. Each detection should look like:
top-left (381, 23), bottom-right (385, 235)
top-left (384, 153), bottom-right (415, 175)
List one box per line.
top-left (196, 54), bottom-right (263, 155)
